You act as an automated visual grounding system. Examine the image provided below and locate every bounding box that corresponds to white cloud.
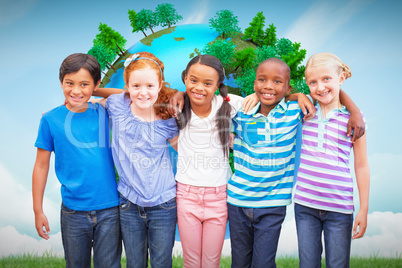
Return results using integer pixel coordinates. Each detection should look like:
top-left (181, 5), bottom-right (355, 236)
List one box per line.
top-left (182, 0), bottom-right (210, 24)
top-left (0, 163), bottom-right (61, 237)
top-left (351, 211), bottom-right (402, 257)
top-left (0, 0), bottom-right (37, 27)
top-left (285, 0), bottom-right (371, 54)
top-left (0, 226), bottom-right (63, 257)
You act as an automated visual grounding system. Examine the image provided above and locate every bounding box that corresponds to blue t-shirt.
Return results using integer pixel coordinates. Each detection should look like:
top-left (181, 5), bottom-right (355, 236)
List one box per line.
top-left (106, 93), bottom-right (179, 207)
top-left (35, 103), bottom-right (119, 211)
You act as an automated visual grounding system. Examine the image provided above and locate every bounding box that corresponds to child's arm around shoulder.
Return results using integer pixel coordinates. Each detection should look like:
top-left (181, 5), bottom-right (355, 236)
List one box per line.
top-left (286, 93), bottom-right (316, 121)
top-left (94, 87), bottom-right (125, 98)
top-left (32, 148), bottom-right (52, 240)
top-left (241, 93), bottom-right (259, 114)
top-left (351, 133), bottom-right (370, 239)
top-left (91, 87), bottom-right (126, 107)
top-left (339, 89), bottom-right (365, 142)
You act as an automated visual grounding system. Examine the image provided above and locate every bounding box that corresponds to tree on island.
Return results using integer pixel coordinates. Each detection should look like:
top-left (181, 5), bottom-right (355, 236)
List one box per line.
top-left (137, 9), bottom-right (158, 35)
top-left (254, 45), bottom-right (279, 65)
top-left (209, 10), bottom-right (241, 38)
top-left (235, 68), bottom-right (256, 96)
top-left (234, 39), bottom-right (308, 95)
top-left (263, 23), bottom-right (277, 47)
top-left (88, 44), bottom-right (116, 74)
top-left (233, 47), bottom-right (256, 72)
top-left (94, 23), bottom-right (127, 57)
top-left (276, 38), bottom-right (294, 57)
top-left (201, 39), bottom-right (236, 71)
top-left (155, 3), bottom-right (182, 28)
top-left (243, 11), bottom-right (265, 45)
top-left (128, 9), bottom-right (147, 37)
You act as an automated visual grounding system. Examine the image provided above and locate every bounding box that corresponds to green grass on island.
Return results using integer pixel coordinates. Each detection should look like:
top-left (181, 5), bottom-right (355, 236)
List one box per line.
top-left (1, 253), bottom-right (402, 268)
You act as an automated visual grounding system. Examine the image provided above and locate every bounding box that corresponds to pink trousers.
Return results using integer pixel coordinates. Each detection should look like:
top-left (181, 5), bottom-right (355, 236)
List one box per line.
top-left (177, 182), bottom-right (228, 268)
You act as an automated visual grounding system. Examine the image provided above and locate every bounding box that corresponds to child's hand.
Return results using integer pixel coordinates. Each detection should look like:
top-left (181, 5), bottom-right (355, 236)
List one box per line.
top-left (298, 94), bottom-right (315, 121)
top-left (229, 133), bottom-right (235, 149)
top-left (35, 211), bottom-right (50, 240)
top-left (352, 209), bottom-right (367, 239)
top-left (242, 93), bottom-right (259, 114)
top-left (168, 91), bottom-right (185, 118)
top-left (347, 112), bottom-right (365, 143)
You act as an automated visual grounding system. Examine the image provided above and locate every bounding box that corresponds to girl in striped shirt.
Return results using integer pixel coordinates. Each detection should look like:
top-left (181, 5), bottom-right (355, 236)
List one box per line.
top-left (294, 52), bottom-right (370, 268)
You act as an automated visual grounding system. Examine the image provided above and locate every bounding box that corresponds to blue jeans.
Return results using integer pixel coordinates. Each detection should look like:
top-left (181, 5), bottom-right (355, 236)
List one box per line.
top-left (119, 195), bottom-right (177, 268)
top-left (60, 203), bottom-right (122, 268)
top-left (295, 203), bottom-right (353, 268)
top-left (228, 203), bottom-right (286, 268)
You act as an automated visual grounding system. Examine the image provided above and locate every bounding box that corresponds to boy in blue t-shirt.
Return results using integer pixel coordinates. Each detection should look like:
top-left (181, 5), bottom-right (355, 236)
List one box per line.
top-left (32, 53), bottom-right (121, 267)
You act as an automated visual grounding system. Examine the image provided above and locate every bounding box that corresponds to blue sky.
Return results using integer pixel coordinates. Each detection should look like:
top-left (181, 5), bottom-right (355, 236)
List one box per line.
top-left (1, 0), bottom-right (401, 258)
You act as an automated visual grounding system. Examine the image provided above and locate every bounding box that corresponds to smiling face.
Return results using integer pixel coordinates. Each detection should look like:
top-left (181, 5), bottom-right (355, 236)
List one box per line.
top-left (305, 64), bottom-right (345, 108)
top-left (61, 68), bottom-right (99, 112)
top-left (127, 67), bottom-right (162, 111)
top-left (184, 62), bottom-right (220, 110)
top-left (254, 60), bottom-right (291, 116)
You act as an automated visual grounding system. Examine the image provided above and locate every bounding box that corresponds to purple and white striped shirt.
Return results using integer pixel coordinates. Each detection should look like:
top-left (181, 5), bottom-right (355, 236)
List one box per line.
top-left (294, 104), bottom-right (366, 214)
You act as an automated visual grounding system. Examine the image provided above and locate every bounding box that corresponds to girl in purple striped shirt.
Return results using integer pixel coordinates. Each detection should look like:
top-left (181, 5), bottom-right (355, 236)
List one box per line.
top-left (294, 52), bottom-right (370, 267)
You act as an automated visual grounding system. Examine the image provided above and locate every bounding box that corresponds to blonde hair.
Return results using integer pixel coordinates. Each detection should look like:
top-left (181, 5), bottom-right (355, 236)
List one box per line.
top-left (123, 52), bottom-right (177, 120)
top-left (305, 52), bottom-right (352, 79)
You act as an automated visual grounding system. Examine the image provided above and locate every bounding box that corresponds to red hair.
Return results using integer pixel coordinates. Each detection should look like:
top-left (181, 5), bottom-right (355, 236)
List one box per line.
top-left (123, 52), bottom-right (177, 120)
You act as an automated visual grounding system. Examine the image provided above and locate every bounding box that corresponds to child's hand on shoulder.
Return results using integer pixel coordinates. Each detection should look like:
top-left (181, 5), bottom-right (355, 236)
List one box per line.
top-left (229, 133), bottom-right (235, 149)
top-left (168, 91), bottom-right (185, 118)
top-left (242, 93), bottom-right (259, 114)
top-left (297, 93), bottom-right (315, 121)
top-left (347, 112), bottom-right (365, 142)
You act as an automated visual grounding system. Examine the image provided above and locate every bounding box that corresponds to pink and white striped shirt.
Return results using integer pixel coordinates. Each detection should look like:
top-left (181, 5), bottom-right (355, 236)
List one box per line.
top-left (294, 104), bottom-right (366, 214)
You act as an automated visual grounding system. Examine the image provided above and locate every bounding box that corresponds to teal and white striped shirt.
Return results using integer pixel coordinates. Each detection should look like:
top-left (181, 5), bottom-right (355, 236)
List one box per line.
top-left (227, 99), bottom-right (303, 208)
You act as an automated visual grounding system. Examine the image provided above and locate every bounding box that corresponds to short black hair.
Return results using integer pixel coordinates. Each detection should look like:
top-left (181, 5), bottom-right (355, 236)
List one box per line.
top-left (59, 53), bottom-right (101, 84)
top-left (259, 57), bottom-right (291, 82)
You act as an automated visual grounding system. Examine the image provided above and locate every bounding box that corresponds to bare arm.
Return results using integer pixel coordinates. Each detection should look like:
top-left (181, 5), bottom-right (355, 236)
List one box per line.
top-left (351, 133), bottom-right (370, 239)
top-left (242, 93), bottom-right (259, 114)
top-left (168, 135), bottom-right (179, 151)
top-left (32, 148), bottom-right (51, 240)
top-left (339, 89), bottom-right (365, 142)
top-left (93, 87), bottom-right (125, 98)
top-left (91, 87), bottom-right (125, 107)
top-left (286, 93), bottom-right (316, 121)
top-left (168, 91), bottom-right (186, 118)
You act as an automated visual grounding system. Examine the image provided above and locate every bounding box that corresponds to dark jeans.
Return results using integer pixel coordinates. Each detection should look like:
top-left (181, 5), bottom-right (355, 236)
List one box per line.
top-left (60, 203), bottom-right (122, 268)
top-left (295, 203), bottom-right (353, 268)
top-left (119, 195), bottom-right (177, 268)
top-left (228, 203), bottom-right (286, 268)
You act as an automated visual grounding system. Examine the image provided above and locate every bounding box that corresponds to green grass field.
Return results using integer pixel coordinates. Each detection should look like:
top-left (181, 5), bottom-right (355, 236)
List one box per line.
top-left (1, 253), bottom-right (402, 268)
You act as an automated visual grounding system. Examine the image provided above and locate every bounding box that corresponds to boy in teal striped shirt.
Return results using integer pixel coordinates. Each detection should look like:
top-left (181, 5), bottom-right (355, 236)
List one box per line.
top-left (228, 57), bottom-right (303, 267)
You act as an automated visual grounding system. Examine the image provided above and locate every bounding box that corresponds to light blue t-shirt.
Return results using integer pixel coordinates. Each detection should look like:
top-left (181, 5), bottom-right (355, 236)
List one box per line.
top-left (106, 93), bottom-right (179, 207)
top-left (35, 103), bottom-right (119, 211)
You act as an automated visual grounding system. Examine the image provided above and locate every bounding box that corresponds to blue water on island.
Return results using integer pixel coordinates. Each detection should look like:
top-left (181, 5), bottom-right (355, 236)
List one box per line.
top-left (106, 24), bottom-right (221, 91)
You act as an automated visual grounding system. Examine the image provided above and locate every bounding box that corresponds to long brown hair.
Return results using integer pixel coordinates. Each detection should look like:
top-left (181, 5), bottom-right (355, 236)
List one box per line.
top-left (123, 52), bottom-right (177, 119)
